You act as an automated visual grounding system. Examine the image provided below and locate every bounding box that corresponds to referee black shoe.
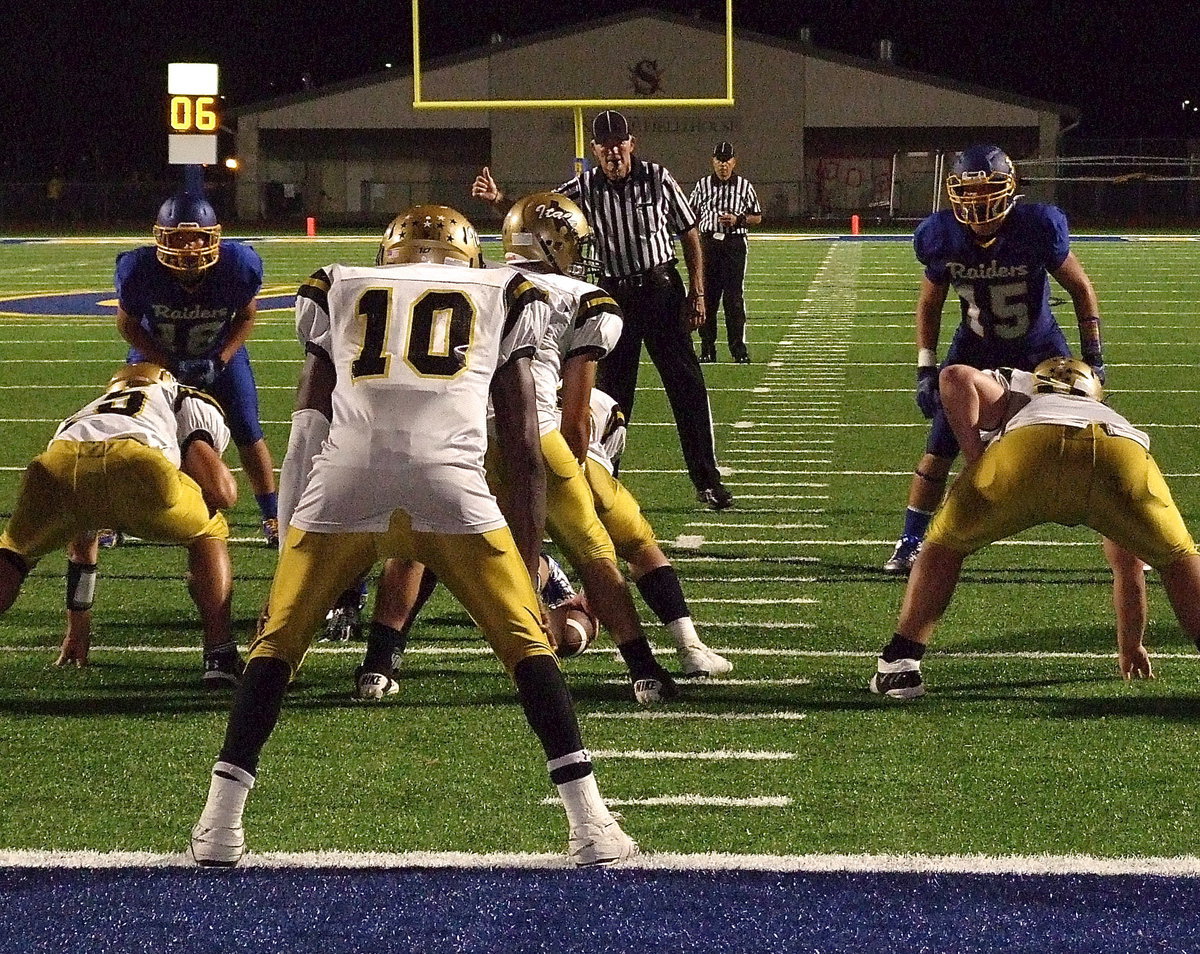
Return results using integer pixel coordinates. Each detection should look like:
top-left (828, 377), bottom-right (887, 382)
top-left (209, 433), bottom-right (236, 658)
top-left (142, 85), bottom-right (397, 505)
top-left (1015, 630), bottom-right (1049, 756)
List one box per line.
top-left (697, 483), bottom-right (734, 510)
top-left (699, 346), bottom-right (716, 363)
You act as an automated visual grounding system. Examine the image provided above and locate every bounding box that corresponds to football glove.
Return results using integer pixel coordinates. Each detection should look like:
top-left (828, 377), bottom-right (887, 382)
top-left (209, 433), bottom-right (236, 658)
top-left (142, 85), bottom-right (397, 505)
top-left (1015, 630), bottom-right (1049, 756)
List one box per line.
top-left (916, 365), bottom-right (940, 418)
top-left (176, 357), bottom-right (224, 388)
top-left (1082, 345), bottom-right (1106, 384)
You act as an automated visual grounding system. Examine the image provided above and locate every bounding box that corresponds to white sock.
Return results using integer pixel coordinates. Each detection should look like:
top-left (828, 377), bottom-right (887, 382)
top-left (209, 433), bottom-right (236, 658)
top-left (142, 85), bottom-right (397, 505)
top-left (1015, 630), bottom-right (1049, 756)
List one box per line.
top-left (554, 770), bottom-right (612, 830)
top-left (666, 617), bottom-right (703, 650)
top-left (199, 761), bottom-right (255, 829)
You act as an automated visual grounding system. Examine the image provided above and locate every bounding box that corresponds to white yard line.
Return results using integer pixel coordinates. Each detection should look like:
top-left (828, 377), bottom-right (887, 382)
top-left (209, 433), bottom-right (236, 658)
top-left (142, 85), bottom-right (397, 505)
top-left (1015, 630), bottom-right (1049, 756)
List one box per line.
top-left (588, 750), bottom-right (795, 761)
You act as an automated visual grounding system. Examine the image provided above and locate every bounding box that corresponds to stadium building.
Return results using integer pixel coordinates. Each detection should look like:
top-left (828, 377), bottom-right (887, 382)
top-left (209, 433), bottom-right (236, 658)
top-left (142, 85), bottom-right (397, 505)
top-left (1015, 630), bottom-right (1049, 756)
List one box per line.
top-left (231, 8), bottom-right (1076, 225)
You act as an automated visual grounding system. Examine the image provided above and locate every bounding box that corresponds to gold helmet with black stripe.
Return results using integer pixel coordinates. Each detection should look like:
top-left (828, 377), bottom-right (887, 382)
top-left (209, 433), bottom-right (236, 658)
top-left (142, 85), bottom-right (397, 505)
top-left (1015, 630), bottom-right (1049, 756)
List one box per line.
top-left (502, 192), bottom-right (600, 281)
top-left (1032, 357), bottom-right (1104, 401)
top-left (378, 205), bottom-right (483, 268)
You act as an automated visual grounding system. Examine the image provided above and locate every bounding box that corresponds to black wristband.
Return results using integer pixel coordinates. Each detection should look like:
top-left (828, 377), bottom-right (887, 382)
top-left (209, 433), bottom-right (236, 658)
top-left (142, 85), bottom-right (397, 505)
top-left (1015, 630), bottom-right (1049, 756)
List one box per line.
top-left (735, 213), bottom-right (747, 228)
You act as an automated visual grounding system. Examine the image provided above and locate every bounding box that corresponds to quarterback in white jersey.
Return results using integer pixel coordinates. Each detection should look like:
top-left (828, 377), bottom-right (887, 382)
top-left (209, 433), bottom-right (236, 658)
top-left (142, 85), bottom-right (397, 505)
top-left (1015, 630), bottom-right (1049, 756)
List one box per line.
top-left (194, 206), bottom-right (637, 871)
top-left (0, 363), bottom-right (238, 678)
top-left (870, 358), bottom-right (1200, 700)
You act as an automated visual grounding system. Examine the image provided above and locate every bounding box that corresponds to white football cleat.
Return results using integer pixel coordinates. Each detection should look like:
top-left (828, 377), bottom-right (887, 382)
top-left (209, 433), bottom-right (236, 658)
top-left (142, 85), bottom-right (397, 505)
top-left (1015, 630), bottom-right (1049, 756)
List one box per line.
top-left (568, 817), bottom-right (639, 867)
top-left (353, 668), bottom-right (399, 702)
top-left (677, 644), bottom-right (733, 677)
top-left (189, 821), bottom-right (245, 867)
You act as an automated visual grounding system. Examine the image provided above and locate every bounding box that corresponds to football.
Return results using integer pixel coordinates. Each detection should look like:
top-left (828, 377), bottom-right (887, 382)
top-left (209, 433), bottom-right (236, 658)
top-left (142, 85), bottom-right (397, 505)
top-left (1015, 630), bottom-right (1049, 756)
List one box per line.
top-left (556, 608), bottom-right (597, 659)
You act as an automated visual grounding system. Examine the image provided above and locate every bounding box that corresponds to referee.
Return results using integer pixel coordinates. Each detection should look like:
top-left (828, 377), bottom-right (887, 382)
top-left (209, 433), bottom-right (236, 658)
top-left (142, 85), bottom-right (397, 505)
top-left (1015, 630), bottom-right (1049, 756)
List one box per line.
top-left (473, 110), bottom-right (733, 510)
top-left (689, 141), bottom-right (762, 364)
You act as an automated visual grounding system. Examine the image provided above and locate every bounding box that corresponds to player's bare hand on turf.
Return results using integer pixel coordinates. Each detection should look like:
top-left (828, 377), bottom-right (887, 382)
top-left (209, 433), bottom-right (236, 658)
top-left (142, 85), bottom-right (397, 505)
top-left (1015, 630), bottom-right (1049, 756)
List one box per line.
top-left (55, 634), bottom-right (90, 668)
top-left (1120, 645), bottom-right (1154, 680)
top-left (472, 167), bottom-right (500, 203)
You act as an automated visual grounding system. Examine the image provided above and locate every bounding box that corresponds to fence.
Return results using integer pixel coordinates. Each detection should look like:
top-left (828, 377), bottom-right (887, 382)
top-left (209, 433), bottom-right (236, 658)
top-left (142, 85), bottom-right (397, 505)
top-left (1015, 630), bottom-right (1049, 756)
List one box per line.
top-left (5, 155), bottom-right (1200, 229)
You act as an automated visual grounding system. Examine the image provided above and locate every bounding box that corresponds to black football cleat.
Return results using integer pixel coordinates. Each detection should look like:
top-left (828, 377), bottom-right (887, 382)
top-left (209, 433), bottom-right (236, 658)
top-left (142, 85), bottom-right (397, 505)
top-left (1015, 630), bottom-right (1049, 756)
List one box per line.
top-left (697, 484), bottom-right (734, 510)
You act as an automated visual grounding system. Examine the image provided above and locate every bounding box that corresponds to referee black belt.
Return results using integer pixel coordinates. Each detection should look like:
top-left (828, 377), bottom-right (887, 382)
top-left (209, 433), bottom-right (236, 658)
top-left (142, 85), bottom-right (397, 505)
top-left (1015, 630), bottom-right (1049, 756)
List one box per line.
top-left (603, 262), bottom-right (677, 291)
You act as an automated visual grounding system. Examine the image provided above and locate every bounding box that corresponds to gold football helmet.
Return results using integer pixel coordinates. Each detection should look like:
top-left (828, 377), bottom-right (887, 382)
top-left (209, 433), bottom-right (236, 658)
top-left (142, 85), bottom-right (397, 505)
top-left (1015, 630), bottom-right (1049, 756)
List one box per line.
top-left (1032, 357), bottom-right (1104, 400)
top-left (109, 362), bottom-right (174, 388)
top-left (377, 205), bottom-right (483, 268)
top-left (502, 192), bottom-right (600, 280)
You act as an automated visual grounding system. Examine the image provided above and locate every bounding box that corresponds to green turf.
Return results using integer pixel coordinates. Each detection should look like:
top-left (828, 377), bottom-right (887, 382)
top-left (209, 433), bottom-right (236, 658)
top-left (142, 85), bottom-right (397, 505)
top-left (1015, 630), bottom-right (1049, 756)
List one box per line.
top-left (2, 233), bottom-right (1199, 858)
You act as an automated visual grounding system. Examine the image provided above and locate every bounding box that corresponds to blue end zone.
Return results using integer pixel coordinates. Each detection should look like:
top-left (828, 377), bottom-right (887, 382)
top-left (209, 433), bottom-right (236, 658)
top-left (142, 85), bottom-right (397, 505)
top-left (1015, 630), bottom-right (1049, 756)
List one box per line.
top-left (2, 867), bottom-right (1197, 953)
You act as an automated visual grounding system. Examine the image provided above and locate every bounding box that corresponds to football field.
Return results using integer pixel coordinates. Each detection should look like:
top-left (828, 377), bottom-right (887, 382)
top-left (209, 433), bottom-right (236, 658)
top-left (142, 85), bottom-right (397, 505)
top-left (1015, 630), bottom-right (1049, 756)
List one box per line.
top-left (2, 233), bottom-right (1200, 951)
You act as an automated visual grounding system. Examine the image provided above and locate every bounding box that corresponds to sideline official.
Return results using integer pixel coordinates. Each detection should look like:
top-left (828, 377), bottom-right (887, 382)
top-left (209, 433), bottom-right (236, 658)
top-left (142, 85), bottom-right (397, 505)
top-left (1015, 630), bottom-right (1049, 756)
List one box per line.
top-left (689, 141), bottom-right (762, 364)
top-left (473, 110), bottom-right (732, 509)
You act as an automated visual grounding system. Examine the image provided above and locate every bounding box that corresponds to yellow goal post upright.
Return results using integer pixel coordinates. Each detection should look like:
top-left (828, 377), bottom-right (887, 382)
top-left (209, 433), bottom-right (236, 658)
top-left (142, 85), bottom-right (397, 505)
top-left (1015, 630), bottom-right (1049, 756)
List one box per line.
top-left (411, 0), bottom-right (735, 176)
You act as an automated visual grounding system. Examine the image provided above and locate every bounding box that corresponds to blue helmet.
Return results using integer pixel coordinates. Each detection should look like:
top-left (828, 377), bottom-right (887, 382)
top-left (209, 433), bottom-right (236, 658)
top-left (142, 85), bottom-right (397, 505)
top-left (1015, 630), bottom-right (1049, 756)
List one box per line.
top-left (154, 193), bottom-right (221, 275)
top-left (946, 145), bottom-right (1017, 227)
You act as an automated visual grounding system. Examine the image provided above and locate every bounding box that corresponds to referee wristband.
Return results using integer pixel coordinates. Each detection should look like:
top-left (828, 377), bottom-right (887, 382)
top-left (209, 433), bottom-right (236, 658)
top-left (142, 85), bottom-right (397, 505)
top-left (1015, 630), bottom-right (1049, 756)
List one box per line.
top-left (917, 348), bottom-right (937, 368)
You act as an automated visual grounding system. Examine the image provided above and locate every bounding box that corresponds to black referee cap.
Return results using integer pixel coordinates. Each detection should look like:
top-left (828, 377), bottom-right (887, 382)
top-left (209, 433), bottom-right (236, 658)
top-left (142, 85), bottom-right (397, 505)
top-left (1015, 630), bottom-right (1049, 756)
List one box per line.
top-left (592, 110), bottom-right (631, 144)
top-left (714, 141), bottom-right (735, 161)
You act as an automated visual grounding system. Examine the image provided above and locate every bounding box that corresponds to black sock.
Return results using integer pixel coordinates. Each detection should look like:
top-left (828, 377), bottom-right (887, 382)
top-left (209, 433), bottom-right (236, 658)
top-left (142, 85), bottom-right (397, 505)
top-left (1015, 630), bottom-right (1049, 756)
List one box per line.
top-left (218, 656), bottom-right (292, 775)
top-left (204, 640), bottom-right (239, 661)
top-left (617, 636), bottom-right (661, 680)
top-left (881, 634), bottom-right (926, 663)
top-left (513, 655), bottom-right (584, 771)
top-left (363, 622), bottom-right (406, 673)
top-left (635, 565), bottom-right (689, 624)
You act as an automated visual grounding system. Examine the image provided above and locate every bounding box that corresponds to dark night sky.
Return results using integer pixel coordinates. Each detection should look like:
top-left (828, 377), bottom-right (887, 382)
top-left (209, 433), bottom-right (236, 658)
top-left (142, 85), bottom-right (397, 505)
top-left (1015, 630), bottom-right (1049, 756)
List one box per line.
top-left (3, 0), bottom-right (1199, 180)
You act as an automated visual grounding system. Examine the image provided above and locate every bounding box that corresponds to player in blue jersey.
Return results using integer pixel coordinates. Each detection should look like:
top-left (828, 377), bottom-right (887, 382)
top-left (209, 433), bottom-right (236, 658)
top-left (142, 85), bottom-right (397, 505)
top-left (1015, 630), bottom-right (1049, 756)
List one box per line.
top-left (114, 193), bottom-right (280, 545)
top-left (883, 145), bottom-right (1106, 574)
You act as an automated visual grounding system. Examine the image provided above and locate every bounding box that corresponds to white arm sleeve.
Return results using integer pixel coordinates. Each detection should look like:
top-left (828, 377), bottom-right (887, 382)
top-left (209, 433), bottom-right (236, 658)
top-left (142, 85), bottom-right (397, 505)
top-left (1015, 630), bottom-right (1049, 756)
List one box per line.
top-left (276, 408), bottom-right (330, 550)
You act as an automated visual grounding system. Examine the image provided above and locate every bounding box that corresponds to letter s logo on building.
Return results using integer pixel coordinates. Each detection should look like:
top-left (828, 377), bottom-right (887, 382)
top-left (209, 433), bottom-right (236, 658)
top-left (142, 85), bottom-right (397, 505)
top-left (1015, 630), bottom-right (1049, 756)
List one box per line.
top-left (630, 59), bottom-right (664, 96)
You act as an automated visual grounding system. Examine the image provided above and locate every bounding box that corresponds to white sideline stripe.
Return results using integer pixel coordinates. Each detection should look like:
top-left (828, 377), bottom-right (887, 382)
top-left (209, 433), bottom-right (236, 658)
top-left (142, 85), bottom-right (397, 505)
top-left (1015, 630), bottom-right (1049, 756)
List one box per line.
top-left (7, 646), bottom-right (1195, 662)
top-left (6, 849), bottom-right (1200, 876)
top-left (587, 711), bottom-right (808, 721)
top-left (588, 750), bottom-right (795, 761)
top-left (540, 795), bottom-right (794, 808)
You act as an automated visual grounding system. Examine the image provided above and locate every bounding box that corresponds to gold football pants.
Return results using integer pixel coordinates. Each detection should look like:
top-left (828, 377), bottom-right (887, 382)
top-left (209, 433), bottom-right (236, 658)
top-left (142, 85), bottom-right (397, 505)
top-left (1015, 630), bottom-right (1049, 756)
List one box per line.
top-left (583, 459), bottom-right (658, 563)
top-left (928, 423), bottom-right (1198, 567)
top-left (253, 510), bottom-right (553, 675)
top-left (0, 438), bottom-right (228, 564)
top-left (487, 430), bottom-right (617, 570)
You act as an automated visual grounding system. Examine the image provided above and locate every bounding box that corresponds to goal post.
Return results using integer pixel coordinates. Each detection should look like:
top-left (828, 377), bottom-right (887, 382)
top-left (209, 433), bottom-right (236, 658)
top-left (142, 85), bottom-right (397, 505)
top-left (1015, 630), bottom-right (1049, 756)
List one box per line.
top-left (409, 0), bottom-right (736, 168)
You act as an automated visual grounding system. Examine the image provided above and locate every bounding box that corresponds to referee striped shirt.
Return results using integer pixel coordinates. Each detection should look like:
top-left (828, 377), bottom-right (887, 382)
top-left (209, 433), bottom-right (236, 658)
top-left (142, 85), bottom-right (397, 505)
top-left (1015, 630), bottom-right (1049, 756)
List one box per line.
top-left (688, 174), bottom-right (762, 236)
top-left (557, 158), bottom-right (697, 280)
